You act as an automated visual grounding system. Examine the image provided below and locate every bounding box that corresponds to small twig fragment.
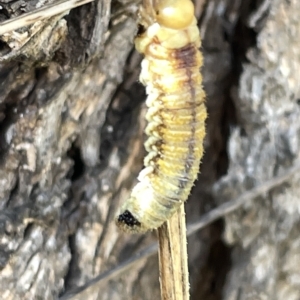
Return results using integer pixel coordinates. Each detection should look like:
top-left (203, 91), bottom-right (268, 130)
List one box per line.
top-left (0, 0), bottom-right (94, 35)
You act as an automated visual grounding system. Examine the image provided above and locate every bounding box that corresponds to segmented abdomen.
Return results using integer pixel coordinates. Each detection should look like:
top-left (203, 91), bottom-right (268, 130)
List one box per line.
top-left (116, 15), bottom-right (207, 233)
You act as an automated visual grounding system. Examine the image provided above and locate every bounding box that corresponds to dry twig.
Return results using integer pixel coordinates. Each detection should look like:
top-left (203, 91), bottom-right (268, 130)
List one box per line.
top-left (157, 205), bottom-right (189, 300)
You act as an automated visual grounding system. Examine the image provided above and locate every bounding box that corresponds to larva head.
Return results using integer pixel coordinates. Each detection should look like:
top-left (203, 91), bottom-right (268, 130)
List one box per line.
top-left (154, 0), bottom-right (195, 29)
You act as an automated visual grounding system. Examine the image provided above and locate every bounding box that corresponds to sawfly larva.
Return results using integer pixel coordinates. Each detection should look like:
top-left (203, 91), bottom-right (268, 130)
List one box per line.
top-left (116, 0), bottom-right (207, 233)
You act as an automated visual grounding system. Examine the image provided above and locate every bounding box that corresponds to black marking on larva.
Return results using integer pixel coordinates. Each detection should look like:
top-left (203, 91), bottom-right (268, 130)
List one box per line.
top-left (178, 181), bottom-right (185, 189)
top-left (117, 210), bottom-right (141, 228)
top-left (136, 24), bottom-right (147, 37)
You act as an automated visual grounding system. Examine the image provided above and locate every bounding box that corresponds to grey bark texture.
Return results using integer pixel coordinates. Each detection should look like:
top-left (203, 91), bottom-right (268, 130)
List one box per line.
top-left (0, 0), bottom-right (299, 299)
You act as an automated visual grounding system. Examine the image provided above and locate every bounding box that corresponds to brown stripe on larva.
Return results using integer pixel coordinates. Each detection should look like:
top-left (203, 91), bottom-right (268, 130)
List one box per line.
top-left (173, 44), bottom-right (197, 191)
top-left (173, 44), bottom-right (198, 68)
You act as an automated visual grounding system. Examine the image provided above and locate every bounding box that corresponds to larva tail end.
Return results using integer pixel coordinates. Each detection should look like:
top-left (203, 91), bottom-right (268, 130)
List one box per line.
top-left (116, 210), bottom-right (147, 233)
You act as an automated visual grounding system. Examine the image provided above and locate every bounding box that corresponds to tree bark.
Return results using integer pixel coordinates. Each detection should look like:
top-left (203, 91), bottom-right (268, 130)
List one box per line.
top-left (0, 0), bottom-right (299, 299)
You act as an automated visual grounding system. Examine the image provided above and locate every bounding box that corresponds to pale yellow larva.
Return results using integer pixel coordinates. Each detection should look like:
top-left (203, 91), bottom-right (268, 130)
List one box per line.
top-left (116, 0), bottom-right (207, 233)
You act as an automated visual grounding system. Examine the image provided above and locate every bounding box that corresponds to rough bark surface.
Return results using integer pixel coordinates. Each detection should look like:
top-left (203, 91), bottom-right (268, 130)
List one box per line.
top-left (0, 0), bottom-right (299, 299)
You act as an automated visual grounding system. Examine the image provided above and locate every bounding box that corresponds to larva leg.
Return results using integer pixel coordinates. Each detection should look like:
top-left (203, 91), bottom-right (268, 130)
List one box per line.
top-left (116, 0), bottom-right (207, 233)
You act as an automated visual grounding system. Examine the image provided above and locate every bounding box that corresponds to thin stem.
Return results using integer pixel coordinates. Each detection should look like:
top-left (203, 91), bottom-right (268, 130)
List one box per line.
top-left (157, 205), bottom-right (189, 300)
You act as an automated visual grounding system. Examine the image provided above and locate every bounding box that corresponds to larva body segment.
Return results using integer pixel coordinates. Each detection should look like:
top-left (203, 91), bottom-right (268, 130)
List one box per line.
top-left (116, 0), bottom-right (207, 233)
